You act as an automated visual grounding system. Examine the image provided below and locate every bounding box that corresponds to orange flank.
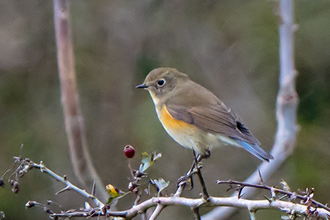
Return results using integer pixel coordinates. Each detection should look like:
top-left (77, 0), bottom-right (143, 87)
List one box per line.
top-left (159, 105), bottom-right (195, 131)
top-left (156, 105), bottom-right (199, 151)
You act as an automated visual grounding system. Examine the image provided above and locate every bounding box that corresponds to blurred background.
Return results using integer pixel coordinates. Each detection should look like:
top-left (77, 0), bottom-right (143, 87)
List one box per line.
top-left (0, 0), bottom-right (330, 219)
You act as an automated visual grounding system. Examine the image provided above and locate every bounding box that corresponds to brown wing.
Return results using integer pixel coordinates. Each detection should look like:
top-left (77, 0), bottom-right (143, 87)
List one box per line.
top-left (166, 81), bottom-right (260, 146)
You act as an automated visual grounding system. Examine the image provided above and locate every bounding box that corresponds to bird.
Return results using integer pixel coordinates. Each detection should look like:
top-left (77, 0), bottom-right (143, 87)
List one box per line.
top-left (136, 67), bottom-right (273, 162)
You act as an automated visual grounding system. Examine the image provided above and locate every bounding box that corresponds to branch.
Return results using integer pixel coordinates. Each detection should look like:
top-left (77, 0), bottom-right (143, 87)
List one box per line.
top-left (3, 157), bottom-right (105, 209)
top-left (49, 196), bottom-right (330, 219)
top-left (149, 204), bottom-right (165, 220)
top-left (31, 161), bottom-right (105, 208)
top-left (217, 180), bottom-right (330, 213)
top-left (202, 0), bottom-right (299, 218)
top-left (3, 156), bottom-right (329, 219)
top-left (53, 0), bottom-right (107, 201)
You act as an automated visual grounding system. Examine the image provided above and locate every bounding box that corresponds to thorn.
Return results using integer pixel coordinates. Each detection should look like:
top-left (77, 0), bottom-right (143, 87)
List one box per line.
top-left (84, 202), bottom-right (92, 210)
top-left (258, 169), bottom-right (264, 183)
top-left (237, 186), bottom-right (244, 199)
top-left (13, 156), bottom-right (21, 163)
top-left (55, 186), bottom-right (70, 195)
top-left (91, 181), bottom-right (96, 196)
top-left (278, 194), bottom-right (288, 200)
top-left (270, 187), bottom-right (276, 200)
top-left (19, 144), bottom-right (24, 156)
top-left (226, 184), bottom-right (233, 192)
top-left (263, 195), bottom-right (273, 203)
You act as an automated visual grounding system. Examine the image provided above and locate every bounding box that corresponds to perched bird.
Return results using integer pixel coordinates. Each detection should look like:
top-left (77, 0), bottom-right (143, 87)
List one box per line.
top-left (136, 67), bottom-right (273, 162)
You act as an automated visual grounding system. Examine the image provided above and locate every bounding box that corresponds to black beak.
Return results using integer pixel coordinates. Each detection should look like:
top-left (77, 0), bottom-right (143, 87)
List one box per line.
top-left (136, 83), bottom-right (149, 89)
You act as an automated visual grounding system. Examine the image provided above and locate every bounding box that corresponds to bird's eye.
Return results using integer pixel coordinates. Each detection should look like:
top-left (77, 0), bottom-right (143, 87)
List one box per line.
top-left (157, 79), bottom-right (166, 87)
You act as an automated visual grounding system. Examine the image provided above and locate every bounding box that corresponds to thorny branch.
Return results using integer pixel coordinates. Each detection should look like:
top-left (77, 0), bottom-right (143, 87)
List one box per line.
top-left (45, 195), bottom-right (330, 219)
top-left (217, 180), bottom-right (330, 213)
top-left (1, 155), bottom-right (330, 219)
top-left (1, 156), bottom-right (104, 208)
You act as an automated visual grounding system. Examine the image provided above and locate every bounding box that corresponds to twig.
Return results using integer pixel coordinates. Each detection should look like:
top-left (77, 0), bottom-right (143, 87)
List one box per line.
top-left (202, 0), bottom-right (298, 219)
top-left (174, 183), bottom-right (185, 197)
top-left (53, 0), bottom-right (107, 201)
top-left (31, 160), bottom-right (105, 208)
top-left (149, 204), bottom-right (165, 220)
top-left (193, 207), bottom-right (202, 220)
top-left (249, 210), bottom-right (256, 220)
top-left (141, 212), bottom-right (148, 220)
top-left (217, 180), bottom-right (330, 212)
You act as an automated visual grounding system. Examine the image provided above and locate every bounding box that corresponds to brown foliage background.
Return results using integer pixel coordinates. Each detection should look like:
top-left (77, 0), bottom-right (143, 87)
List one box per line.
top-left (0, 0), bottom-right (330, 219)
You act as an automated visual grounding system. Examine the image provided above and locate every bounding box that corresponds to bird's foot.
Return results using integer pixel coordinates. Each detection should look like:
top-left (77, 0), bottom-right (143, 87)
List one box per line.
top-left (177, 174), bottom-right (194, 190)
top-left (200, 149), bottom-right (211, 159)
top-left (192, 150), bottom-right (210, 200)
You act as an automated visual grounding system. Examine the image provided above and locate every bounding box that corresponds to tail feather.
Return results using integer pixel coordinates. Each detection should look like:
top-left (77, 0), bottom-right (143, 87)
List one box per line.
top-left (235, 139), bottom-right (274, 162)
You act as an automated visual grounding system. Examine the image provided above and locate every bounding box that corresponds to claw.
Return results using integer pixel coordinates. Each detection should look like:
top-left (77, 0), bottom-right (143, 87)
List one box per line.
top-left (177, 175), bottom-right (194, 190)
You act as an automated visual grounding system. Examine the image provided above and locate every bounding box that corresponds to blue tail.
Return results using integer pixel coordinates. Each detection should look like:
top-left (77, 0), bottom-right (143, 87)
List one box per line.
top-left (235, 139), bottom-right (274, 162)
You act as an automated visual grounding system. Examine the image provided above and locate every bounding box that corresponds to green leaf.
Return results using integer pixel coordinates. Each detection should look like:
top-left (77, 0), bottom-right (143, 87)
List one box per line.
top-left (153, 178), bottom-right (169, 196)
top-left (280, 179), bottom-right (291, 192)
top-left (139, 152), bottom-right (162, 173)
top-left (151, 152), bottom-right (162, 161)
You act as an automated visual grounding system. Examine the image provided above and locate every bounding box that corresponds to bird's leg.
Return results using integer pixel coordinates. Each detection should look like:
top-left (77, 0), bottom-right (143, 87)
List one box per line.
top-left (192, 150), bottom-right (210, 200)
top-left (176, 150), bottom-right (204, 190)
top-left (176, 150), bottom-right (210, 200)
top-left (177, 158), bottom-right (196, 190)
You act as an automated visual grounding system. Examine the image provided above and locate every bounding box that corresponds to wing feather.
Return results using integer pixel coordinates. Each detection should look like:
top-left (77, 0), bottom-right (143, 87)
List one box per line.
top-left (165, 81), bottom-right (260, 146)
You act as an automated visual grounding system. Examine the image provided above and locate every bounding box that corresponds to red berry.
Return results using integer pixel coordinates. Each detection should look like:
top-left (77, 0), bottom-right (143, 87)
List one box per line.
top-left (124, 145), bottom-right (135, 158)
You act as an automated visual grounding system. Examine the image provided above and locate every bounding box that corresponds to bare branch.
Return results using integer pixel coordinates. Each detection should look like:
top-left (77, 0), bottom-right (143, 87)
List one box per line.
top-left (4, 156), bottom-right (329, 219)
top-left (31, 160), bottom-right (105, 208)
top-left (49, 196), bottom-right (330, 219)
top-left (53, 0), bottom-right (107, 201)
top-left (249, 210), bottom-right (256, 220)
top-left (149, 204), bottom-right (165, 220)
top-left (203, 0), bottom-right (299, 218)
top-left (193, 207), bottom-right (202, 220)
top-left (174, 183), bottom-right (185, 197)
top-left (217, 180), bottom-right (330, 213)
